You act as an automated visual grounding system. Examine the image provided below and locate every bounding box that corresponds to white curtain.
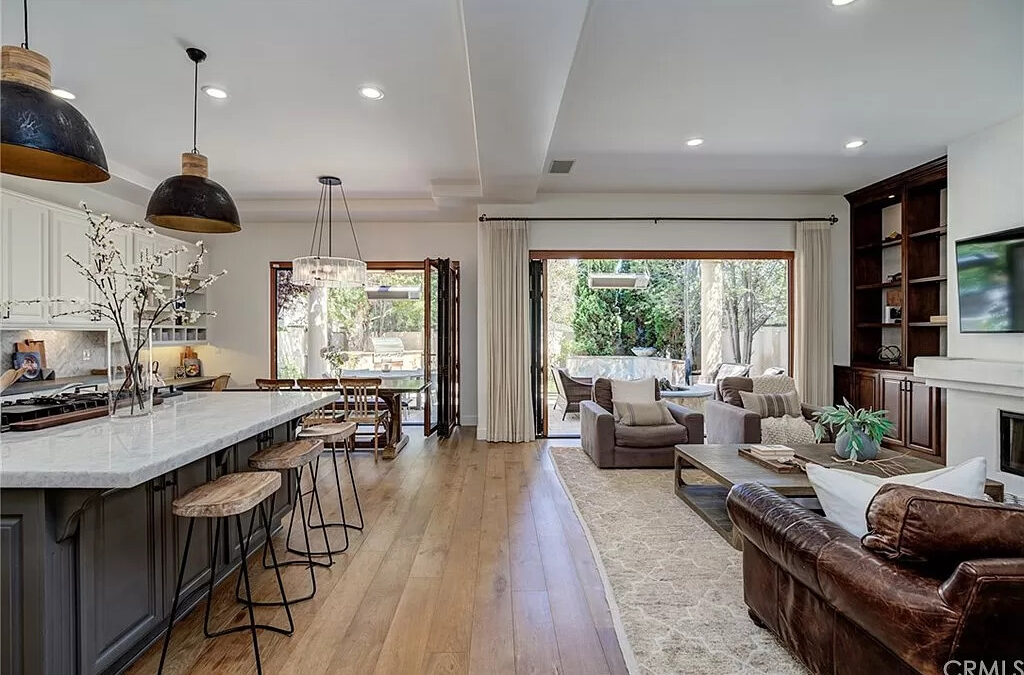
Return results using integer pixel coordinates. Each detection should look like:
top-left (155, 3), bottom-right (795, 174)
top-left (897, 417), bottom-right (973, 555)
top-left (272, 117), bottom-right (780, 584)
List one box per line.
top-left (485, 220), bottom-right (535, 442)
top-left (794, 221), bottom-right (833, 406)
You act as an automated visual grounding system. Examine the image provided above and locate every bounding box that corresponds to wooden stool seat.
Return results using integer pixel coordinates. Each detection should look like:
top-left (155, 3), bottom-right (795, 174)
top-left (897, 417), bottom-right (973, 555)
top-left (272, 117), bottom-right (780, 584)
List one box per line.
top-left (249, 439), bottom-right (324, 470)
top-left (172, 472), bottom-right (281, 518)
top-left (297, 421), bottom-right (357, 440)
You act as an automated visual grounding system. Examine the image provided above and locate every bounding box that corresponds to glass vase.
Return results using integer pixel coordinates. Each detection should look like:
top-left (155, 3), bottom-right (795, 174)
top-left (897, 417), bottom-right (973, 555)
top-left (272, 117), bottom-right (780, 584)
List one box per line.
top-left (108, 328), bottom-right (154, 419)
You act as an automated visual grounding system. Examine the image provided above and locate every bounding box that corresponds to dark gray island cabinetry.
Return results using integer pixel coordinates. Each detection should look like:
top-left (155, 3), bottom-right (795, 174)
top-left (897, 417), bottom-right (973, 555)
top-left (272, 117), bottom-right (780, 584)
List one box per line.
top-left (0, 391), bottom-right (337, 675)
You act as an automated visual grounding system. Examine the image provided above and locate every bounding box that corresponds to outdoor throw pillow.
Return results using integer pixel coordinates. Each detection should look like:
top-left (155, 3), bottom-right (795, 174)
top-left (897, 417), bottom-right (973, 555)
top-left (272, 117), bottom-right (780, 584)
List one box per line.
top-left (613, 400), bottom-right (674, 426)
top-left (739, 390), bottom-right (800, 418)
top-left (805, 457), bottom-right (988, 538)
top-left (610, 377), bottom-right (656, 405)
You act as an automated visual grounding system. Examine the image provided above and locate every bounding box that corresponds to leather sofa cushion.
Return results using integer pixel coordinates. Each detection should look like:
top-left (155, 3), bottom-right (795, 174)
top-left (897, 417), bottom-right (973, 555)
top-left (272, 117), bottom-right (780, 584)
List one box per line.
top-left (615, 422), bottom-right (688, 448)
top-left (817, 536), bottom-right (962, 674)
top-left (718, 376), bottom-right (753, 407)
top-left (863, 484), bottom-right (1024, 567)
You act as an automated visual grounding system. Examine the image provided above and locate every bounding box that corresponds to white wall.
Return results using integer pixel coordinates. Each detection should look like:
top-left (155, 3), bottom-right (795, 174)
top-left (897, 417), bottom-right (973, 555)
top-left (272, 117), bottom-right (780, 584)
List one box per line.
top-left (202, 220), bottom-right (479, 425)
top-left (944, 114), bottom-right (1024, 493)
top-left (476, 192), bottom-right (848, 438)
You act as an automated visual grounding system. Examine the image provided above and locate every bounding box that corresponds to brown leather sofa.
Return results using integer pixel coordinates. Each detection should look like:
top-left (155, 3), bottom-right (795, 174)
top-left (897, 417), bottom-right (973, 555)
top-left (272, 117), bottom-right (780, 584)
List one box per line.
top-left (580, 378), bottom-right (704, 468)
top-left (726, 482), bottom-right (1024, 675)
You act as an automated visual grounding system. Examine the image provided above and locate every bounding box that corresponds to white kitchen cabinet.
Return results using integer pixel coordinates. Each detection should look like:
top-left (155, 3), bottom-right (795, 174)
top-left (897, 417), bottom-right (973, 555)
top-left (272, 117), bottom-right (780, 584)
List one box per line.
top-left (1, 194), bottom-right (49, 324)
top-left (49, 208), bottom-right (95, 324)
top-left (0, 189), bottom-right (209, 343)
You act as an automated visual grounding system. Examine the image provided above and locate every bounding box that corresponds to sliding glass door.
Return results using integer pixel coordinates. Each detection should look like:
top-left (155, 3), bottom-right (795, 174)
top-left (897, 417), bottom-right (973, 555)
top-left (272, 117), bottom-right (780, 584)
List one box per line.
top-left (530, 252), bottom-right (793, 437)
top-left (424, 258), bottom-right (460, 438)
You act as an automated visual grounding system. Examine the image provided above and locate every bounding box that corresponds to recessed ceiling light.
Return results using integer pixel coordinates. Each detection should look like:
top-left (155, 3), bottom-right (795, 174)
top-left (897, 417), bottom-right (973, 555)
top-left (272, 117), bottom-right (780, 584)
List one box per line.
top-left (844, 139), bottom-right (866, 149)
top-left (201, 85), bottom-right (228, 99)
top-left (831, 0), bottom-right (857, 5)
top-left (51, 88), bottom-right (76, 100)
top-left (685, 138), bottom-right (704, 147)
top-left (359, 85), bottom-right (384, 100)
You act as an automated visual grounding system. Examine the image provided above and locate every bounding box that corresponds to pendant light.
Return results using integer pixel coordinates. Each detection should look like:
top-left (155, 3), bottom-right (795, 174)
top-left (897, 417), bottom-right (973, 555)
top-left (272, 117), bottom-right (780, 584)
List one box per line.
top-left (146, 47), bottom-right (240, 233)
top-left (1, 0), bottom-right (108, 182)
top-left (292, 176), bottom-right (368, 288)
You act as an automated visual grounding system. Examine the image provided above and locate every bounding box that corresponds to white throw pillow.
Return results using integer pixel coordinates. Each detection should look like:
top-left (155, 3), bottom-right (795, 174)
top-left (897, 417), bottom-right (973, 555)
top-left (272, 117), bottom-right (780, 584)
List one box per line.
top-left (805, 457), bottom-right (988, 538)
top-left (610, 378), bottom-right (656, 405)
top-left (760, 415), bottom-right (816, 445)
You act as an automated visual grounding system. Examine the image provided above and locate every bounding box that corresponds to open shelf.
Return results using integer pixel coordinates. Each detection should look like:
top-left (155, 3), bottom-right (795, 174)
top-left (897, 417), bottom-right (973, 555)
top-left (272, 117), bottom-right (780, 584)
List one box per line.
top-left (856, 322), bottom-right (902, 328)
top-left (907, 322), bottom-right (947, 328)
top-left (909, 226), bottom-right (947, 239)
top-left (855, 281), bottom-right (901, 290)
top-left (908, 275), bottom-right (947, 284)
top-left (854, 238), bottom-right (903, 252)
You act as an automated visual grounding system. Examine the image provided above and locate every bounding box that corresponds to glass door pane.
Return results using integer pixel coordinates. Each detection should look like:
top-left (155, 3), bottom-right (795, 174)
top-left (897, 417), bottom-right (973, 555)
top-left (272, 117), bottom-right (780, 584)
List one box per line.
top-left (424, 259), bottom-right (439, 435)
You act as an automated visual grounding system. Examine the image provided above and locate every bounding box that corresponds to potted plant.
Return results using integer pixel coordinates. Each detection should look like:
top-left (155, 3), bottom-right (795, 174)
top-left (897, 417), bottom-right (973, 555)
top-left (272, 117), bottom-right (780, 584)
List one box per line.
top-left (813, 399), bottom-right (894, 461)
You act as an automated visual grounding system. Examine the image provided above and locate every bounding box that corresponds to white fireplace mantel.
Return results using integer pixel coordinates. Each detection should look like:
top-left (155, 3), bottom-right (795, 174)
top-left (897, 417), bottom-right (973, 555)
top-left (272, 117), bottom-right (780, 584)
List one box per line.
top-left (914, 357), bottom-right (1024, 398)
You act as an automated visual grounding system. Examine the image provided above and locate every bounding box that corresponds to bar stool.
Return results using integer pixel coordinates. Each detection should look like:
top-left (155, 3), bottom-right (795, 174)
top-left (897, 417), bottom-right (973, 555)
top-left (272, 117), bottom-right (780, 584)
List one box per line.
top-left (237, 438), bottom-right (332, 605)
top-left (158, 472), bottom-right (292, 675)
top-left (293, 381), bottom-right (364, 556)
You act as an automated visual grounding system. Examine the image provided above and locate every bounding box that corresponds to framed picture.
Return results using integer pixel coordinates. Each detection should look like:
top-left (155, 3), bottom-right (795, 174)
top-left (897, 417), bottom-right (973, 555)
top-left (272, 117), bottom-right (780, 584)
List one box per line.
top-left (13, 351), bottom-right (43, 381)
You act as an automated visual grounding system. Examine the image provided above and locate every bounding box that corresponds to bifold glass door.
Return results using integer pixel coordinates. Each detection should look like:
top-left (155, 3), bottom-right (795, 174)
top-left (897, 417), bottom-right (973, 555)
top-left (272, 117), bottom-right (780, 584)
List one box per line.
top-left (424, 258), bottom-right (460, 438)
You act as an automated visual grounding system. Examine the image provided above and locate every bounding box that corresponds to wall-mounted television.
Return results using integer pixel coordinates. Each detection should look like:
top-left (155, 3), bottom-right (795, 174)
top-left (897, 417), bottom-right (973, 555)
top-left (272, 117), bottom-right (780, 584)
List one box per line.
top-left (955, 226), bottom-right (1024, 333)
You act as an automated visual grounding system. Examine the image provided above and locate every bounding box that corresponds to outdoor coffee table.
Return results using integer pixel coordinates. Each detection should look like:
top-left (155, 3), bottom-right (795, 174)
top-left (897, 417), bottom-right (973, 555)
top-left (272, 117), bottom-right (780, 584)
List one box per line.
top-left (674, 444), bottom-right (1005, 550)
top-left (660, 383), bottom-right (715, 411)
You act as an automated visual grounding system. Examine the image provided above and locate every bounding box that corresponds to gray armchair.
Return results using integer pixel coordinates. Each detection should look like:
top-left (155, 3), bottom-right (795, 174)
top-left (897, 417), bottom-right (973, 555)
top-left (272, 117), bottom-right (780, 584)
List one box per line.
top-left (704, 376), bottom-right (829, 444)
top-left (581, 378), bottom-right (704, 468)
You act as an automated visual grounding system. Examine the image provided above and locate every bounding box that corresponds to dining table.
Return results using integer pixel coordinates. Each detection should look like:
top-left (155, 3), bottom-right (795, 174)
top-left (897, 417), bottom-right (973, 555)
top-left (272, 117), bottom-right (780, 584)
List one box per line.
top-left (228, 377), bottom-right (430, 459)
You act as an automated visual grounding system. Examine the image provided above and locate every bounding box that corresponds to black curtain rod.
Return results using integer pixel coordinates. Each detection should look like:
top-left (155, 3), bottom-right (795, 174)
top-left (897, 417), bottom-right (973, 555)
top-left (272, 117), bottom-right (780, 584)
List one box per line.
top-left (478, 213), bottom-right (838, 224)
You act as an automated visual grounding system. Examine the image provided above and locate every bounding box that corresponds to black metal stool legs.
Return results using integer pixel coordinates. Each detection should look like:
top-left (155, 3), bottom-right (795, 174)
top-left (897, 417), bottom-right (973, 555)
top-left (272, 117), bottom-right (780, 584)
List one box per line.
top-left (236, 468), bottom-right (331, 607)
top-left (287, 443), bottom-right (359, 556)
top-left (157, 519), bottom-right (195, 674)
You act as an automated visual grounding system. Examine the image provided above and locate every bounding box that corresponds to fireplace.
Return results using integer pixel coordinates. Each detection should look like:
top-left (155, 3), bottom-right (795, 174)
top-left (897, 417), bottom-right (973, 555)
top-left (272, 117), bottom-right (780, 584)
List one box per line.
top-left (1000, 410), bottom-right (1024, 477)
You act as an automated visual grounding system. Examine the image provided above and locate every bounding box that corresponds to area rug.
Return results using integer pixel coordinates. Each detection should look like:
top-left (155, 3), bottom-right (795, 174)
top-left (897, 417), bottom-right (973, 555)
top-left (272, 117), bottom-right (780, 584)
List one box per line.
top-left (549, 447), bottom-right (806, 675)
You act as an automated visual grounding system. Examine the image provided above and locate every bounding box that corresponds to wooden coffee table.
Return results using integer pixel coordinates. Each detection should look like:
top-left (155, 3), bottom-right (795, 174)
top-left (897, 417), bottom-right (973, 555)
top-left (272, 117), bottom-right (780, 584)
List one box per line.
top-left (673, 444), bottom-right (1004, 549)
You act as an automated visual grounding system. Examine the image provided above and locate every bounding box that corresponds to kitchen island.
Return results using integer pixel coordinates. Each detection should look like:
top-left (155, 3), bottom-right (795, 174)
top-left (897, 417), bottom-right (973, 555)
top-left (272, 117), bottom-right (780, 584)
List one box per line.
top-left (0, 390), bottom-right (337, 675)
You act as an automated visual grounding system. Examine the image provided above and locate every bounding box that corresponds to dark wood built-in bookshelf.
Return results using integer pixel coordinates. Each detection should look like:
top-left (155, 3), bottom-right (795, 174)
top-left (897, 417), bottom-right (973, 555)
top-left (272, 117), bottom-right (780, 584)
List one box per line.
top-left (845, 156), bottom-right (948, 371)
top-left (835, 157), bottom-right (947, 462)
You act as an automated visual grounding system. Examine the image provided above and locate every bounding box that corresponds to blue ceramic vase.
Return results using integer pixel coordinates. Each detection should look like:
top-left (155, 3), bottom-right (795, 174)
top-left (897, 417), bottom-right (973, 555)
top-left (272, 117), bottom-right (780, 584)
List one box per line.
top-left (835, 429), bottom-right (880, 461)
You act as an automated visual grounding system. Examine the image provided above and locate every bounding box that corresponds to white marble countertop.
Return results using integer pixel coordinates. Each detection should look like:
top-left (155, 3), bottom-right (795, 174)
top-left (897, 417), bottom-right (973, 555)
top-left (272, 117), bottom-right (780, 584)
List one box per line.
top-left (0, 391), bottom-right (338, 489)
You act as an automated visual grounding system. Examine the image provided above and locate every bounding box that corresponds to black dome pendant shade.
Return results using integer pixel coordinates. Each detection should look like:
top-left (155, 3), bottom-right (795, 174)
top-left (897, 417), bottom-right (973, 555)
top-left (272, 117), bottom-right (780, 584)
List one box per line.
top-left (1, 0), bottom-right (109, 182)
top-left (146, 47), bottom-right (240, 233)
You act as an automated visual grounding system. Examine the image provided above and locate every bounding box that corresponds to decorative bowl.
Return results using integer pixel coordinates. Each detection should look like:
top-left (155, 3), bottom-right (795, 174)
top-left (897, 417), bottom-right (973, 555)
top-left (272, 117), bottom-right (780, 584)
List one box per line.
top-left (631, 347), bottom-right (656, 357)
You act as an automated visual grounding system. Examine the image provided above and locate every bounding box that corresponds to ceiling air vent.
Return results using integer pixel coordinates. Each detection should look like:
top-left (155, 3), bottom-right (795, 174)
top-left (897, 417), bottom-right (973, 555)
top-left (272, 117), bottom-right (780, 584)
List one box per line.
top-left (548, 159), bottom-right (575, 174)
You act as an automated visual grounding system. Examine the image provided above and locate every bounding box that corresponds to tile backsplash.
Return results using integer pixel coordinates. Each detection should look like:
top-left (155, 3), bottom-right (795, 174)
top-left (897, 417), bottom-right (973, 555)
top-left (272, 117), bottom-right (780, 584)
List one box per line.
top-left (2, 329), bottom-right (108, 378)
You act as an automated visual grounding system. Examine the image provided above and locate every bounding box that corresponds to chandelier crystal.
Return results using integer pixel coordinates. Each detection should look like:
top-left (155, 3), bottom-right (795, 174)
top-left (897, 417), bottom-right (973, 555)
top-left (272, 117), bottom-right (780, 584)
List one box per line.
top-left (291, 176), bottom-right (367, 288)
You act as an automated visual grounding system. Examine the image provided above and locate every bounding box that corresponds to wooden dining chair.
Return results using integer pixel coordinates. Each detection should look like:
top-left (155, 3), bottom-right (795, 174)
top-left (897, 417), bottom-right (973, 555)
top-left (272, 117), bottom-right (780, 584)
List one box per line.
top-left (338, 377), bottom-right (389, 462)
top-left (255, 378), bottom-right (296, 391)
top-left (295, 378), bottom-right (347, 429)
top-left (191, 373), bottom-right (231, 391)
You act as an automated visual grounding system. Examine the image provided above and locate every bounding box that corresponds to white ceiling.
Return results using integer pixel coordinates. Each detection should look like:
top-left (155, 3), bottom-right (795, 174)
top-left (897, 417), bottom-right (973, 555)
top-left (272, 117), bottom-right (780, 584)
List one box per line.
top-left (542, 0), bottom-right (1024, 194)
top-left (2, 0), bottom-right (1021, 216)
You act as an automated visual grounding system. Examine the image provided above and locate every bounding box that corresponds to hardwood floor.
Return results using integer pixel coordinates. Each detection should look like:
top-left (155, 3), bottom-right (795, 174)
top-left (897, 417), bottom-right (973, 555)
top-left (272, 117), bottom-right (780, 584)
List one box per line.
top-left (129, 429), bottom-right (628, 675)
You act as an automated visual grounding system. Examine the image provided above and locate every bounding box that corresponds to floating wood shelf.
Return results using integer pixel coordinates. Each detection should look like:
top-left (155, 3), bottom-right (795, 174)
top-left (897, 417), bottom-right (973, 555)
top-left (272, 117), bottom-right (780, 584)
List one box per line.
top-left (907, 322), bottom-right (947, 327)
top-left (856, 322), bottom-right (902, 328)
